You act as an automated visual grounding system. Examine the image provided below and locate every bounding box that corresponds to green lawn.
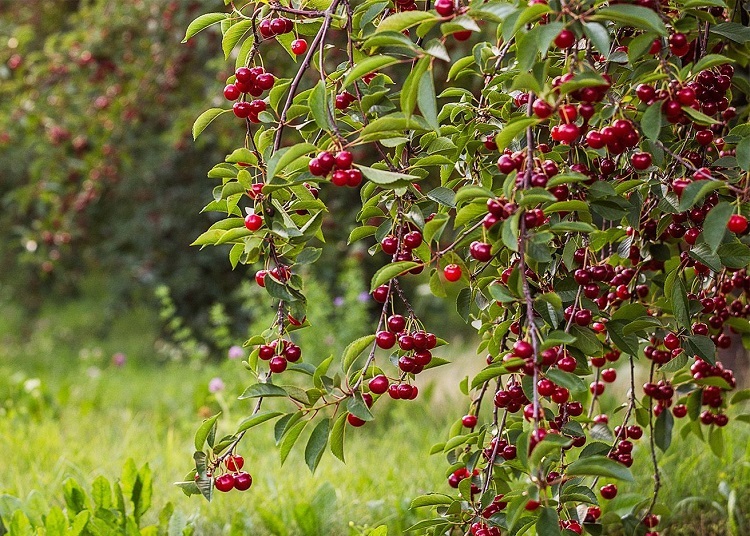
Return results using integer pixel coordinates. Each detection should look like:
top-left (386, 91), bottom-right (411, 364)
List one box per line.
top-left (0, 291), bottom-right (748, 535)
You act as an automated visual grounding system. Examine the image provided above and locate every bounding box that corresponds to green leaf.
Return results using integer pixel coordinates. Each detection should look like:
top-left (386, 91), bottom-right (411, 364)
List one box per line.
top-left (183, 13), bottom-right (227, 42)
top-left (737, 137), bottom-right (750, 170)
top-left (708, 426), bottom-right (724, 457)
top-left (341, 55), bottom-right (400, 89)
top-left (238, 383), bottom-right (287, 399)
top-left (683, 334), bottom-right (716, 365)
top-left (593, 5), bottom-right (667, 35)
top-left (304, 418), bottom-right (330, 472)
top-left (702, 202), bottom-right (733, 253)
top-left (710, 22), bottom-right (750, 44)
top-left (583, 22), bottom-right (611, 56)
top-left (370, 261), bottom-right (420, 291)
top-left (718, 242), bottom-right (750, 268)
top-left (222, 19), bottom-right (253, 59)
top-left (309, 80), bottom-right (333, 131)
top-left (411, 494), bottom-right (454, 508)
top-left (194, 413), bottom-right (221, 451)
top-left (654, 408), bottom-right (674, 452)
top-left (495, 117), bottom-right (539, 150)
top-left (192, 108), bottom-right (230, 140)
top-left (688, 243), bottom-right (722, 273)
top-left (641, 102), bottom-right (663, 141)
top-left (536, 507), bottom-right (562, 536)
top-left (402, 56), bottom-right (430, 119)
top-left (691, 54), bottom-right (733, 74)
top-left (357, 165), bottom-right (420, 189)
top-left (329, 413), bottom-right (347, 462)
top-left (266, 143), bottom-right (317, 179)
top-left (682, 105), bottom-right (720, 125)
top-left (91, 475), bottom-right (112, 510)
top-left (376, 11), bottom-right (438, 33)
top-left (342, 334), bottom-right (377, 372)
top-left (417, 67), bottom-right (439, 131)
top-left (427, 187), bottom-right (456, 208)
top-left (470, 362), bottom-right (522, 389)
top-left (566, 455), bottom-right (634, 481)
top-left (280, 420), bottom-right (308, 465)
top-left (545, 368), bottom-right (587, 393)
top-left (347, 393), bottom-right (374, 421)
top-left (237, 411), bottom-right (283, 432)
top-left (671, 276), bottom-right (690, 330)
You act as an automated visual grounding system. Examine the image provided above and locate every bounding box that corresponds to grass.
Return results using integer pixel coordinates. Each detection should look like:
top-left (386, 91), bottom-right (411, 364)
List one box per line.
top-left (0, 282), bottom-right (748, 535)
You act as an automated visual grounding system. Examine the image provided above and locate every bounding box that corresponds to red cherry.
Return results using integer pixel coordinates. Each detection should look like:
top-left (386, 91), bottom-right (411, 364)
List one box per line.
top-left (513, 340), bottom-right (534, 359)
top-left (224, 84), bottom-right (240, 101)
top-left (214, 474), bottom-right (235, 492)
top-left (233, 101), bottom-right (252, 118)
top-left (443, 264), bottom-right (462, 282)
top-left (226, 455), bottom-right (244, 471)
top-left (727, 214), bottom-right (748, 234)
top-left (244, 214), bottom-right (263, 231)
top-left (347, 413), bottom-right (366, 427)
top-left (434, 0), bottom-right (455, 16)
top-left (369, 375), bottom-right (389, 394)
top-left (256, 73), bottom-right (275, 91)
top-left (469, 241), bottom-right (492, 262)
top-left (376, 330), bottom-right (396, 349)
top-left (269, 356), bottom-right (288, 373)
top-left (259, 19), bottom-right (273, 38)
top-left (453, 29), bottom-right (472, 41)
top-left (255, 270), bottom-right (267, 287)
top-left (554, 29), bottom-right (576, 49)
top-left (636, 84), bottom-right (655, 102)
top-left (461, 414), bottom-right (478, 428)
top-left (532, 99), bottom-right (553, 119)
top-left (233, 472), bottom-right (252, 491)
top-left (601, 368), bottom-right (617, 382)
top-left (600, 483), bottom-right (618, 499)
top-left (403, 231), bottom-right (423, 250)
top-left (631, 152), bottom-right (652, 170)
top-left (270, 18), bottom-right (287, 35)
top-left (291, 38), bottom-right (308, 55)
top-left (672, 404), bottom-right (688, 418)
top-left (335, 150), bottom-right (353, 169)
top-left (346, 169), bottom-right (363, 187)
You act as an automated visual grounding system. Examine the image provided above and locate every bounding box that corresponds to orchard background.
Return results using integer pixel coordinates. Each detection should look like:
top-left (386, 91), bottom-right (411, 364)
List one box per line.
top-left (0, 0), bottom-right (750, 534)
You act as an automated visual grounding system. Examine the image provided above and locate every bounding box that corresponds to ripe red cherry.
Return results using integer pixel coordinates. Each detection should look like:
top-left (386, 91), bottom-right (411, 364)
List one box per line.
top-left (269, 356), bottom-right (288, 373)
top-left (434, 0), bottom-right (455, 16)
top-left (376, 330), bottom-right (396, 349)
top-left (369, 375), bottom-right (389, 394)
top-left (270, 18), bottom-right (287, 35)
top-left (513, 340), bottom-right (534, 359)
top-left (443, 264), bottom-right (462, 282)
top-left (453, 30), bottom-right (472, 41)
top-left (626, 425), bottom-right (643, 439)
top-left (557, 356), bottom-right (577, 372)
top-left (461, 414), bottom-right (478, 428)
top-left (557, 123), bottom-right (580, 143)
top-left (672, 404), bottom-right (688, 418)
top-left (601, 368), bottom-right (617, 382)
top-left (636, 84), bottom-right (655, 102)
top-left (631, 152), bottom-right (652, 170)
top-left (226, 455), bottom-right (244, 471)
top-left (255, 270), bottom-right (267, 287)
top-left (381, 235), bottom-right (398, 255)
top-left (335, 150), bottom-right (353, 169)
top-left (244, 214), bottom-right (263, 231)
top-left (233, 101), bottom-right (252, 118)
top-left (532, 99), bottom-right (553, 119)
top-left (258, 19), bottom-right (274, 38)
top-left (469, 241), bottom-right (492, 262)
top-left (554, 29), bottom-right (576, 49)
top-left (214, 474), bottom-right (235, 492)
top-left (372, 285), bottom-right (389, 303)
top-left (256, 73), bottom-right (275, 91)
top-left (233, 472), bottom-right (253, 491)
top-left (727, 214), bottom-right (748, 234)
top-left (224, 84), bottom-right (240, 100)
top-left (387, 314), bottom-right (406, 332)
top-left (600, 483), bottom-right (618, 499)
top-left (347, 413), bottom-right (366, 427)
top-left (291, 38), bottom-right (308, 55)
top-left (403, 231), bottom-right (423, 250)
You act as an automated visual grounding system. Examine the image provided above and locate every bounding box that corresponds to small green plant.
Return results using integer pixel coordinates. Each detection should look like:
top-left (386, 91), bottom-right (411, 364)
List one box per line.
top-left (0, 460), bottom-right (192, 536)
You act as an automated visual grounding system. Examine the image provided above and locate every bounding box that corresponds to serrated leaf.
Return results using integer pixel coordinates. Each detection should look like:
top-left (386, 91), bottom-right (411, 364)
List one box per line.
top-left (402, 56), bottom-right (430, 119)
top-left (329, 413), bottom-right (347, 462)
top-left (583, 22), bottom-right (611, 56)
top-left (495, 117), bottom-right (539, 150)
top-left (341, 55), bottom-right (400, 89)
top-left (702, 202), bottom-right (733, 253)
top-left (418, 66), bottom-right (439, 131)
top-left (309, 80), bottom-right (333, 131)
top-left (654, 407), bottom-right (673, 452)
top-left (342, 334), bottom-right (377, 371)
top-left (641, 102), bottom-right (663, 141)
top-left (222, 19), bottom-right (253, 59)
top-left (357, 165), bottom-right (419, 188)
top-left (536, 507), bottom-right (562, 536)
top-left (304, 418), bottom-right (330, 472)
top-left (280, 420), bottom-right (308, 465)
top-left (376, 11), bottom-right (438, 33)
top-left (566, 455), bottom-right (634, 481)
top-left (671, 276), bottom-right (690, 330)
top-left (183, 13), bottom-right (227, 42)
top-left (194, 413), bottom-right (221, 451)
top-left (370, 261), bottom-right (420, 290)
top-left (238, 383), bottom-right (287, 399)
top-left (593, 5), bottom-right (666, 35)
top-left (237, 411), bottom-right (283, 432)
top-left (266, 143), bottom-right (317, 179)
top-left (192, 108), bottom-right (230, 140)
top-left (545, 368), bottom-right (587, 393)
top-left (411, 494), bottom-right (455, 508)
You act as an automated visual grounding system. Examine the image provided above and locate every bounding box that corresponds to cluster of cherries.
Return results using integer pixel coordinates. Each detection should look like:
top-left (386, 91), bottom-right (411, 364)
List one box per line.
top-left (256, 338), bottom-right (302, 373)
top-left (693, 359), bottom-right (735, 426)
top-left (379, 227), bottom-right (426, 274)
top-left (608, 424), bottom-right (644, 468)
top-left (368, 373), bottom-right (419, 400)
top-left (636, 63), bottom-right (735, 125)
top-left (212, 455), bottom-right (253, 492)
top-left (375, 314), bottom-right (437, 373)
top-left (254, 264), bottom-right (291, 287)
top-left (258, 16), bottom-right (309, 55)
top-left (224, 66), bottom-right (275, 121)
top-left (308, 150), bottom-right (363, 187)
